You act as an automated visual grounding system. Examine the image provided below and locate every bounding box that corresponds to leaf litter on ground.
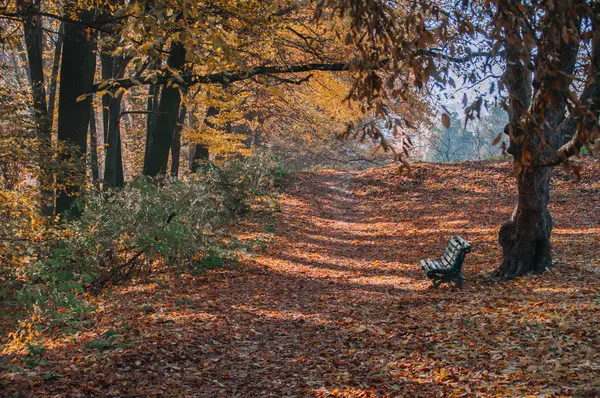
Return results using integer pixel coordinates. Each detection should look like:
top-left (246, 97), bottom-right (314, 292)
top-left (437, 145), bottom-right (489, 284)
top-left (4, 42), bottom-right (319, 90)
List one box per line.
top-left (1, 158), bottom-right (600, 397)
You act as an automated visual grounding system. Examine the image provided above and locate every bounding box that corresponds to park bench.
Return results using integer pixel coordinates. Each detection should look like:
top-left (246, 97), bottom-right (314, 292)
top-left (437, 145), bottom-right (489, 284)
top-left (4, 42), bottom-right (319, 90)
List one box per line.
top-left (420, 235), bottom-right (471, 288)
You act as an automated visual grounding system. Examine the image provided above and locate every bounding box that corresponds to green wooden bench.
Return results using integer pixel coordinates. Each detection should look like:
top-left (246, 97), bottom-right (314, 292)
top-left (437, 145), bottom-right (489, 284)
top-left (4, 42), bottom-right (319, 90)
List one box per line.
top-left (420, 235), bottom-right (471, 288)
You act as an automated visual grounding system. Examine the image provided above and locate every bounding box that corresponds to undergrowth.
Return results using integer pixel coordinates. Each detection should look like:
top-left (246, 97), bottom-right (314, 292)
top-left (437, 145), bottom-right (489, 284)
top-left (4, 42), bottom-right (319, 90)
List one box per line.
top-left (1, 152), bottom-right (289, 331)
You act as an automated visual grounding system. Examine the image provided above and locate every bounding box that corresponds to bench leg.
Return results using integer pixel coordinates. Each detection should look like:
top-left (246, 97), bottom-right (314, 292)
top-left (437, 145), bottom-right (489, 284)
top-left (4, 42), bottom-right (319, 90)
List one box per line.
top-left (455, 274), bottom-right (464, 288)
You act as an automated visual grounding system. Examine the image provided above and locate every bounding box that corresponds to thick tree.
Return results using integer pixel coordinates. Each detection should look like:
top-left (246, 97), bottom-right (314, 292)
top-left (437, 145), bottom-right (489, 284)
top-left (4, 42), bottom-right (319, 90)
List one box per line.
top-left (488, 1), bottom-right (599, 279)
top-left (55, 12), bottom-right (97, 215)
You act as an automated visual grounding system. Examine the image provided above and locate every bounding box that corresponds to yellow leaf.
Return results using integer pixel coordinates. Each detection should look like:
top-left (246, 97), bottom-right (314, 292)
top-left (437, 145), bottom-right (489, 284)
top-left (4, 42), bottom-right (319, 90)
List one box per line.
top-left (266, 86), bottom-right (285, 99)
top-left (439, 368), bottom-right (449, 379)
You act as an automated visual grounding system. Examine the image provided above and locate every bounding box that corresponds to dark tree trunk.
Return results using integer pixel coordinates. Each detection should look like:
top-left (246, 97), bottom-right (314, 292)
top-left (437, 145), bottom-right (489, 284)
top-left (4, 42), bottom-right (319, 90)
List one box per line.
top-left (490, 4), bottom-right (582, 280)
top-left (493, 166), bottom-right (553, 280)
top-left (102, 97), bottom-right (124, 189)
top-left (189, 106), bottom-right (219, 172)
top-left (143, 41), bottom-right (186, 177)
top-left (22, 2), bottom-right (54, 216)
top-left (101, 53), bottom-right (129, 189)
top-left (190, 144), bottom-right (210, 171)
top-left (239, 110), bottom-right (264, 149)
top-left (145, 60), bottom-right (161, 163)
top-left (170, 104), bottom-right (186, 178)
top-left (55, 16), bottom-right (97, 216)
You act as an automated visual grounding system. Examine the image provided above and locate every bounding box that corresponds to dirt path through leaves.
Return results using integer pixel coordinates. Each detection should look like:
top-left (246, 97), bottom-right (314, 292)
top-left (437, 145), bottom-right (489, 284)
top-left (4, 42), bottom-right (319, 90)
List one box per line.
top-left (2, 163), bottom-right (600, 397)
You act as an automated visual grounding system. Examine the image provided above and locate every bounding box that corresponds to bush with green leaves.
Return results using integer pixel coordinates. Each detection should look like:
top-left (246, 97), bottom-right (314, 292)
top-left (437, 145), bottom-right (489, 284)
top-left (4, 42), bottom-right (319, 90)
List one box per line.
top-left (204, 151), bottom-right (287, 215)
top-left (19, 152), bottom-right (289, 315)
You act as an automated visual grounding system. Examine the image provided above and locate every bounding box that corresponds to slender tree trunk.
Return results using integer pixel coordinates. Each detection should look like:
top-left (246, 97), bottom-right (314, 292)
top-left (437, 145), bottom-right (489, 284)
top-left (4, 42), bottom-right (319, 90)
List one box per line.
top-left (170, 104), bottom-right (186, 178)
top-left (143, 41), bottom-right (186, 177)
top-left (103, 94), bottom-right (125, 189)
top-left (9, 50), bottom-right (25, 86)
top-left (16, 36), bottom-right (32, 84)
top-left (190, 106), bottom-right (218, 172)
top-left (47, 23), bottom-right (64, 131)
top-left (100, 54), bottom-right (113, 145)
top-left (100, 51), bottom-right (130, 189)
top-left (101, 57), bottom-right (121, 188)
top-left (145, 59), bottom-right (161, 166)
top-left (89, 100), bottom-right (100, 185)
top-left (251, 111), bottom-right (264, 148)
top-left (493, 165), bottom-right (553, 280)
top-left (22, 1), bottom-right (53, 216)
top-left (190, 144), bottom-right (209, 171)
top-left (55, 16), bottom-right (97, 216)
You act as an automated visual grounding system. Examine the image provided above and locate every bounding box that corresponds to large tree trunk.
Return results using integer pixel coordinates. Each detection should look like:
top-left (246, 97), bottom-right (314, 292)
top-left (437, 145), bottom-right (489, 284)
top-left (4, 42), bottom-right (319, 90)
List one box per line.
top-left (494, 165), bottom-right (553, 280)
top-left (143, 41), bottom-right (186, 177)
top-left (22, 0), bottom-right (54, 216)
top-left (490, 3), bottom-right (582, 281)
top-left (55, 16), bottom-right (97, 216)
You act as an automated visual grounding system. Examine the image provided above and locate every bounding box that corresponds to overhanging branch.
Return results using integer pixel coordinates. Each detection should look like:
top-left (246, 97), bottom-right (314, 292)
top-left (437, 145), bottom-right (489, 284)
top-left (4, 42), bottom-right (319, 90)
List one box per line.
top-left (534, 17), bottom-right (600, 168)
top-left (90, 62), bottom-right (351, 93)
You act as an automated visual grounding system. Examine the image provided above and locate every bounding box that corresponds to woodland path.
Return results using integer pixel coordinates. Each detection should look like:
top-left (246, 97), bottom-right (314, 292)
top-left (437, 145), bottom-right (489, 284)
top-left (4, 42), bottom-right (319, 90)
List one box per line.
top-left (3, 162), bottom-right (600, 397)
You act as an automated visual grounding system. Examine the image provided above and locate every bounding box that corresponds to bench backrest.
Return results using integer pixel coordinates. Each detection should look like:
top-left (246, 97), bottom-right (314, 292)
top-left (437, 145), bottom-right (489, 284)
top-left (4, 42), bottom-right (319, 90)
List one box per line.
top-left (440, 236), bottom-right (471, 271)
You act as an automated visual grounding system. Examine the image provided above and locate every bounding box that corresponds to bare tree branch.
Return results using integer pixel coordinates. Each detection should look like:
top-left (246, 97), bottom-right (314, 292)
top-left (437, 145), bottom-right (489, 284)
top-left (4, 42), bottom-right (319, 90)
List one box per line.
top-left (90, 61), bottom-right (360, 94)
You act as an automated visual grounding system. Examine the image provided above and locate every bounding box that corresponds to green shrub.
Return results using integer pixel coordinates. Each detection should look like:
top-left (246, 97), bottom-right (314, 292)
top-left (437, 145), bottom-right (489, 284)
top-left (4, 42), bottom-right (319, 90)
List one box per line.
top-left (16, 152), bottom-right (289, 316)
top-left (205, 151), bottom-right (286, 215)
top-left (85, 338), bottom-right (114, 351)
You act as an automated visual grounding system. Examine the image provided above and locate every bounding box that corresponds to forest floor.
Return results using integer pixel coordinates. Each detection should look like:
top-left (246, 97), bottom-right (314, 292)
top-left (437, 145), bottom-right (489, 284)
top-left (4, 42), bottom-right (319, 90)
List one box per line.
top-left (2, 158), bottom-right (600, 397)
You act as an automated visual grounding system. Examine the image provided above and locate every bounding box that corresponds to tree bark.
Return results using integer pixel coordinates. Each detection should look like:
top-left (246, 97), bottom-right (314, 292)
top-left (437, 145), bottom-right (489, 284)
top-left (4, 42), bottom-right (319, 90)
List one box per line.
top-left (101, 53), bottom-right (113, 144)
top-left (493, 166), bottom-right (553, 279)
top-left (492, 3), bottom-right (581, 280)
top-left (143, 41), bottom-right (186, 177)
top-left (170, 104), bottom-right (186, 178)
top-left (190, 106), bottom-right (219, 172)
top-left (55, 15), bottom-right (97, 216)
top-left (47, 23), bottom-right (64, 131)
top-left (101, 53), bottom-right (129, 189)
top-left (89, 100), bottom-right (100, 185)
top-left (144, 58), bottom-right (161, 164)
top-left (102, 96), bottom-right (124, 189)
top-left (22, 0), bottom-right (54, 216)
